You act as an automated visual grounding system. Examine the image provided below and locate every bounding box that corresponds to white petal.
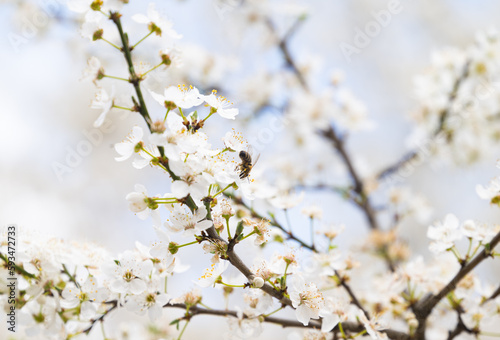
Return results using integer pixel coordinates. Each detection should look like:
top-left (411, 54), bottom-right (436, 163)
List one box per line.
top-left (149, 90), bottom-right (167, 106)
top-left (295, 305), bottom-right (312, 326)
top-left (80, 301), bottom-right (97, 319)
top-left (165, 222), bottom-right (183, 233)
top-left (131, 14), bottom-right (150, 24)
top-left (133, 157), bottom-right (150, 169)
top-left (476, 184), bottom-right (494, 200)
top-left (218, 108), bottom-right (239, 119)
top-left (93, 110), bottom-right (109, 128)
top-left (171, 181), bottom-right (190, 198)
top-left (196, 220), bottom-right (213, 231)
top-left (148, 305), bottom-right (163, 321)
top-left (321, 314), bottom-right (340, 332)
top-left (129, 279), bottom-right (147, 294)
top-left (444, 214), bottom-right (459, 228)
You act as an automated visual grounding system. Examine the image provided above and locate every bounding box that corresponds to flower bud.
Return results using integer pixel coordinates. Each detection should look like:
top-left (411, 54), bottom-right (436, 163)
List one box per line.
top-left (146, 197), bottom-right (159, 210)
top-left (252, 276), bottom-right (264, 288)
top-left (165, 101), bottom-right (177, 110)
top-left (168, 242), bottom-right (179, 254)
top-left (93, 29), bottom-right (104, 41)
top-left (234, 221), bottom-right (244, 239)
top-left (149, 22), bottom-right (162, 36)
top-left (134, 141), bottom-right (144, 153)
top-left (161, 53), bottom-right (172, 66)
top-left (90, 0), bottom-right (103, 11)
top-left (408, 317), bottom-right (418, 329)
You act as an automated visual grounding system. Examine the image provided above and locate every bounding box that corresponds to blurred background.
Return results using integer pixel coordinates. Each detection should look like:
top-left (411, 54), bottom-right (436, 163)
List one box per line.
top-left (1, 0), bottom-right (500, 339)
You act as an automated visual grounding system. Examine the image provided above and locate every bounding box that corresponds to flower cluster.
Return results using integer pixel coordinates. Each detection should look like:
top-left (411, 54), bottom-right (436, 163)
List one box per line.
top-left (409, 29), bottom-right (500, 165)
top-left (0, 230), bottom-right (177, 337)
top-left (2, 1), bottom-right (500, 340)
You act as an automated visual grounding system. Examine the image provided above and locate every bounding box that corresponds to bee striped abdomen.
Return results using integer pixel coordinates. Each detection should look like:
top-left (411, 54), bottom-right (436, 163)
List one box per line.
top-left (236, 150), bottom-right (253, 180)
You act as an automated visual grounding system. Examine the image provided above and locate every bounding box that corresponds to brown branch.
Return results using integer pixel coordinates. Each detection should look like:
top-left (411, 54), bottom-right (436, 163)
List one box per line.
top-left (225, 193), bottom-right (372, 323)
top-left (265, 17), bottom-right (308, 91)
top-left (108, 6), bottom-right (294, 312)
top-left (377, 60), bottom-right (470, 181)
top-left (166, 302), bottom-right (319, 328)
top-left (320, 128), bottom-right (399, 272)
top-left (447, 311), bottom-right (472, 340)
top-left (334, 269), bottom-right (370, 320)
top-left (320, 128), bottom-right (381, 232)
top-left (224, 192), bottom-right (316, 251)
top-left (265, 8), bottom-right (396, 275)
top-left (413, 230), bottom-right (500, 340)
top-left (103, 7), bottom-right (402, 340)
top-left (484, 284), bottom-right (500, 303)
top-left (265, 15), bottom-right (382, 235)
top-left (165, 303), bottom-right (410, 339)
top-left (202, 200), bottom-right (293, 307)
top-left (82, 300), bottom-right (118, 335)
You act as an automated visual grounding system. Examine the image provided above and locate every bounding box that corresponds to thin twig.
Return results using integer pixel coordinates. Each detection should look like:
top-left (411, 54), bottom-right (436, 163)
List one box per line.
top-left (413, 230), bottom-right (500, 340)
top-left (320, 128), bottom-right (381, 231)
top-left (224, 192), bottom-right (316, 251)
top-left (265, 17), bottom-right (308, 90)
top-left (202, 200), bottom-right (293, 306)
top-left (165, 303), bottom-right (410, 339)
top-left (377, 60), bottom-right (470, 180)
top-left (107, 6), bottom-right (293, 316)
top-left (109, 12), bottom-right (153, 130)
top-left (225, 193), bottom-right (372, 322)
top-left (82, 301), bottom-right (118, 334)
top-left (484, 284), bottom-right (500, 303)
top-left (447, 311), bottom-right (472, 340)
top-left (334, 269), bottom-right (370, 320)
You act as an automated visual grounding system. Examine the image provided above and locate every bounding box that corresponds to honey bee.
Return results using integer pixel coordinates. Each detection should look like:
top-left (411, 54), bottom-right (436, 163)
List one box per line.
top-left (235, 146), bottom-right (260, 180)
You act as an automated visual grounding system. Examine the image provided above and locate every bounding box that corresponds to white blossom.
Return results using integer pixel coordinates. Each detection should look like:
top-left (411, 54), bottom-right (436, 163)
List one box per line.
top-left (203, 91), bottom-right (239, 119)
top-left (165, 204), bottom-right (212, 236)
top-left (115, 126), bottom-right (144, 161)
top-left (91, 87), bottom-right (114, 127)
top-left (289, 276), bottom-right (325, 325)
top-left (150, 84), bottom-right (203, 109)
top-left (104, 251), bottom-right (153, 295)
top-left (132, 3), bottom-right (182, 40)
top-left (195, 261), bottom-right (229, 288)
top-left (427, 214), bottom-right (463, 254)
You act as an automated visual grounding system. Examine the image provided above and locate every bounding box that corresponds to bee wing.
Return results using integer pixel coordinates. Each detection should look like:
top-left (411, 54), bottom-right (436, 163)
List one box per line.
top-left (247, 144), bottom-right (254, 157)
top-left (253, 153), bottom-right (261, 167)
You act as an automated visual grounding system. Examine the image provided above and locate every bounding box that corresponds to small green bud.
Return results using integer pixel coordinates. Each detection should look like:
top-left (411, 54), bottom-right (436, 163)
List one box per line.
top-left (491, 196), bottom-right (500, 206)
top-left (134, 141), bottom-right (144, 153)
top-left (96, 68), bottom-right (105, 80)
top-left (164, 101), bottom-right (177, 110)
top-left (90, 0), bottom-right (103, 11)
top-left (92, 29), bottom-right (104, 41)
top-left (168, 242), bottom-right (179, 254)
top-left (234, 221), bottom-right (244, 238)
top-left (149, 23), bottom-right (162, 36)
top-left (145, 197), bottom-right (159, 210)
top-left (161, 53), bottom-right (172, 65)
top-left (273, 234), bottom-right (284, 243)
